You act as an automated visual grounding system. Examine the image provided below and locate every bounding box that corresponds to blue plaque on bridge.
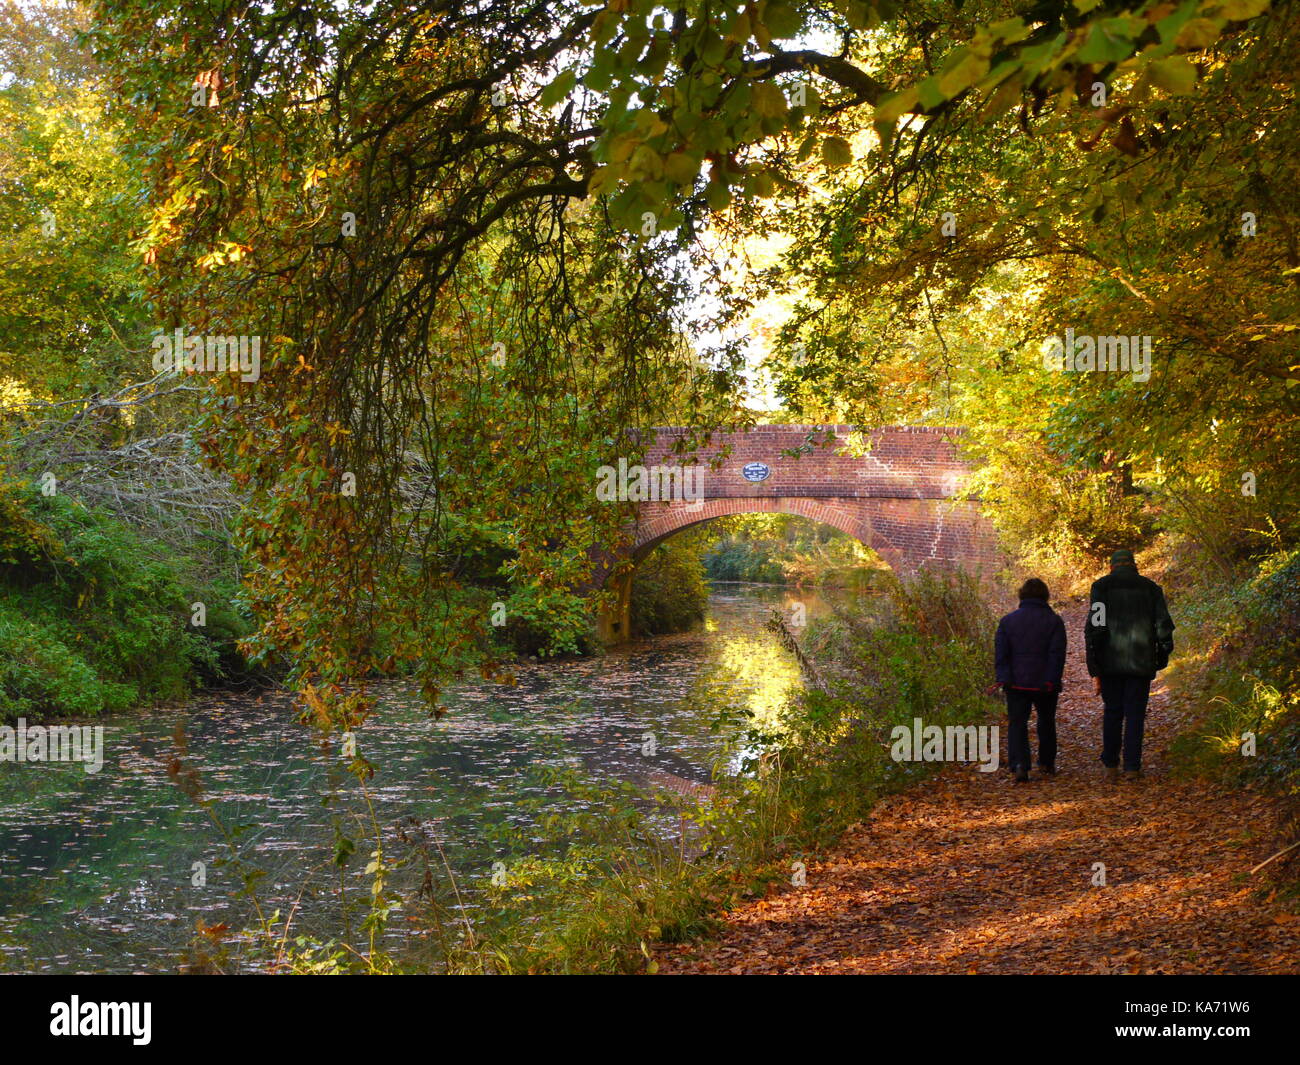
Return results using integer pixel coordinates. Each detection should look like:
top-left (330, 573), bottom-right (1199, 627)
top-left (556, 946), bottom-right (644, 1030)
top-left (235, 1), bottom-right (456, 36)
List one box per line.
top-left (741, 462), bottom-right (771, 482)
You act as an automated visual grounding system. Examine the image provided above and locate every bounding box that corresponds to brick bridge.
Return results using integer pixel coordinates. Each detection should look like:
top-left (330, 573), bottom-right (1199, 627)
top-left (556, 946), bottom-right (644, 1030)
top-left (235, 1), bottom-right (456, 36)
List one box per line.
top-left (596, 425), bottom-right (1002, 642)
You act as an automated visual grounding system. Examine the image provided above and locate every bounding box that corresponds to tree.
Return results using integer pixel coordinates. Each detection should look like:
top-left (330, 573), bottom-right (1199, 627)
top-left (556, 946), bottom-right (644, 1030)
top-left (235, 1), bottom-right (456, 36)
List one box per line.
top-left (0, 0), bottom-right (149, 401)
top-left (82, 0), bottom-right (1295, 707)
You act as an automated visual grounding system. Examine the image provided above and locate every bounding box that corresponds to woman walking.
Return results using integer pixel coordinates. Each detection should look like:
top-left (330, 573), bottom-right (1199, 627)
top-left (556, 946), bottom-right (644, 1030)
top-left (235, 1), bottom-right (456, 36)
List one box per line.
top-left (994, 578), bottom-right (1067, 783)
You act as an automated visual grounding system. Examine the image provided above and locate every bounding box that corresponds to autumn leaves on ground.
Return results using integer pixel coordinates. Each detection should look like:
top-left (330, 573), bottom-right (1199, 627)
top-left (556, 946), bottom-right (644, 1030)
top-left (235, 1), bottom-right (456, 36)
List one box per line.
top-left (659, 606), bottom-right (1300, 976)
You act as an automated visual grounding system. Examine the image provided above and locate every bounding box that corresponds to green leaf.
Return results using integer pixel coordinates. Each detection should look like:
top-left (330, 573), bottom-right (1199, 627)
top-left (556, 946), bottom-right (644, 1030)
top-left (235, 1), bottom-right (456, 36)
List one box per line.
top-left (938, 49), bottom-right (989, 98)
top-left (1076, 24), bottom-right (1136, 65)
top-left (980, 74), bottom-right (1023, 119)
top-left (705, 181), bottom-right (732, 211)
top-left (608, 132), bottom-right (639, 165)
top-left (762, 1), bottom-right (804, 41)
top-left (747, 169), bottom-right (777, 198)
top-left (699, 26), bottom-right (727, 65)
top-left (1147, 55), bottom-right (1198, 94)
top-left (539, 69), bottom-right (577, 108)
top-left (821, 135), bottom-right (853, 168)
top-left (838, 1), bottom-right (873, 30)
top-left (628, 143), bottom-right (663, 179)
top-left (663, 151), bottom-right (699, 185)
top-left (1154, 1), bottom-right (1201, 46)
top-left (588, 165), bottom-right (619, 196)
top-left (752, 80), bottom-right (790, 118)
top-left (874, 86), bottom-right (919, 124)
top-left (1174, 17), bottom-right (1223, 49)
top-left (917, 77), bottom-right (947, 111)
top-left (987, 17), bottom-right (1031, 44)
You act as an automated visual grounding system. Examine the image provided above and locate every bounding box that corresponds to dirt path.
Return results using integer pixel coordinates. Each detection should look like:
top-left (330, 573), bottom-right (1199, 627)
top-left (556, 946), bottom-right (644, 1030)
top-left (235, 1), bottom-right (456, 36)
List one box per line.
top-left (658, 606), bottom-right (1300, 975)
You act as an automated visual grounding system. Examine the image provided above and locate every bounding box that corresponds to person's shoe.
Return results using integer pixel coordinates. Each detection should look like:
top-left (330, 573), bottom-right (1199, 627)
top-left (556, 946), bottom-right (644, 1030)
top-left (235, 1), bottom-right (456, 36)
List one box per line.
top-left (1014, 768), bottom-right (1030, 783)
top-left (1038, 765), bottom-right (1057, 776)
top-left (1105, 765), bottom-right (1120, 783)
top-left (1122, 768), bottom-right (1143, 782)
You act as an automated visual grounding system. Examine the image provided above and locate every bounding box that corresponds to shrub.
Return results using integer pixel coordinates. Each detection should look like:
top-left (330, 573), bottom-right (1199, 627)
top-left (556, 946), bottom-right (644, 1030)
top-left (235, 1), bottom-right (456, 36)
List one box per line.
top-left (1170, 549), bottom-right (1300, 809)
top-left (0, 480), bottom-right (246, 719)
top-left (629, 533), bottom-right (709, 636)
top-left (498, 584), bottom-right (599, 658)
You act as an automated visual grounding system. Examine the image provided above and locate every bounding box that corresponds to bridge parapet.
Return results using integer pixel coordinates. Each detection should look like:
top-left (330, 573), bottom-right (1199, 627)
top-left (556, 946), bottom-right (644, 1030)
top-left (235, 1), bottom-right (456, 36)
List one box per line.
top-left (639, 425), bottom-right (971, 501)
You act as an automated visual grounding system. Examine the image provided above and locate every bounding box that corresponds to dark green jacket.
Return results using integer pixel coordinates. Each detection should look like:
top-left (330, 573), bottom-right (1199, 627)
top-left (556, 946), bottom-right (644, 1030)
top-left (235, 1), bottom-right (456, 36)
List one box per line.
top-left (1084, 566), bottom-right (1175, 679)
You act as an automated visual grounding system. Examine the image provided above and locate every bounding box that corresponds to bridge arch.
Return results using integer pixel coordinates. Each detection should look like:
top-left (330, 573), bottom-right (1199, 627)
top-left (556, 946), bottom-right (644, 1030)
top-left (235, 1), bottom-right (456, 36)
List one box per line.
top-left (593, 425), bottom-right (1002, 643)
top-left (632, 496), bottom-right (903, 568)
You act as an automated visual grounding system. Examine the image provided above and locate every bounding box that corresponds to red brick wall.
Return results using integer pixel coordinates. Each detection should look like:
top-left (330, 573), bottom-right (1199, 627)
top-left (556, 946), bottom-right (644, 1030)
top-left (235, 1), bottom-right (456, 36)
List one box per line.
top-left (629, 426), bottom-right (1002, 572)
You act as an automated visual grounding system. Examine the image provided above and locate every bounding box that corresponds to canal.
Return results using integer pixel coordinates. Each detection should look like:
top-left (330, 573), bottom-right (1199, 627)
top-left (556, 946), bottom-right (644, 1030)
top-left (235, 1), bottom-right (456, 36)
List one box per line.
top-left (0, 582), bottom-right (858, 972)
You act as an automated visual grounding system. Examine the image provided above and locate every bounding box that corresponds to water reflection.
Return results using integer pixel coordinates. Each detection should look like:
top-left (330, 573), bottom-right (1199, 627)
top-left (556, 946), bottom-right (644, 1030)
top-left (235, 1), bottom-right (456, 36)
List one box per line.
top-left (0, 582), bottom-right (858, 972)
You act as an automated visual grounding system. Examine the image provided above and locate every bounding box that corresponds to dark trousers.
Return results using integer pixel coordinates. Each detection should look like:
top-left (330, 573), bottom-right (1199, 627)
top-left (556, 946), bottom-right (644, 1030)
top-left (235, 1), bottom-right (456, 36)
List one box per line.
top-left (1005, 689), bottom-right (1058, 772)
top-left (1100, 674), bottom-right (1151, 771)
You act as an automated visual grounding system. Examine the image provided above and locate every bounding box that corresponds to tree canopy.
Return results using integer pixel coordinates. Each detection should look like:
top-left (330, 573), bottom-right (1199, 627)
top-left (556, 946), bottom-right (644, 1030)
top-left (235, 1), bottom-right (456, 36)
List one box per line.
top-left (2, 0), bottom-right (1292, 715)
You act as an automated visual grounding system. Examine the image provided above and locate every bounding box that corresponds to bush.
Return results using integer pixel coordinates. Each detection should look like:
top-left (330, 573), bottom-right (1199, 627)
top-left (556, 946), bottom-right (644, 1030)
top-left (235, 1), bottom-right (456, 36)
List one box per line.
top-left (0, 602), bottom-right (132, 717)
top-left (1169, 549), bottom-right (1300, 808)
top-left (769, 568), bottom-right (997, 841)
top-left (0, 480), bottom-right (248, 720)
top-left (498, 585), bottom-right (599, 658)
top-left (629, 533), bottom-right (708, 636)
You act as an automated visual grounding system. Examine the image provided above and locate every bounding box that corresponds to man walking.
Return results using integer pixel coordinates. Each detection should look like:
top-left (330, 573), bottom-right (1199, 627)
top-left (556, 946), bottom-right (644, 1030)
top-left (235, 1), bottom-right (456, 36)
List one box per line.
top-left (1084, 549), bottom-right (1175, 781)
top-left (995, 578), bottom-right (1066, 783)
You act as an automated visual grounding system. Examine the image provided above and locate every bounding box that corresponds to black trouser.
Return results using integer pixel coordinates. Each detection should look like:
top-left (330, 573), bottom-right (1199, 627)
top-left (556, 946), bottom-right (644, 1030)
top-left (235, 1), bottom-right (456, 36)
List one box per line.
top-left (1005, 688), bottom-right (1058, 772)
top-left (1100, 674), bottom-right (1151, 771)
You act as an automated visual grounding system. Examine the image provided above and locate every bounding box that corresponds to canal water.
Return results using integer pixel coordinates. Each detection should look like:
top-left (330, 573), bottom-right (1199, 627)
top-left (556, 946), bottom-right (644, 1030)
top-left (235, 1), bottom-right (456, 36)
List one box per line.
top-left (0, 583), bottom-right (857, 973)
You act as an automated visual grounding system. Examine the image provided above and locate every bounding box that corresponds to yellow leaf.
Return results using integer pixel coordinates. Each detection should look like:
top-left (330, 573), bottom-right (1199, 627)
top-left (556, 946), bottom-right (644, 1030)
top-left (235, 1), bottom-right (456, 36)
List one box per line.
top-left (1175, 17), bottom-right (1222, 49)
top-left (821, 135), bottom-right (853, 168)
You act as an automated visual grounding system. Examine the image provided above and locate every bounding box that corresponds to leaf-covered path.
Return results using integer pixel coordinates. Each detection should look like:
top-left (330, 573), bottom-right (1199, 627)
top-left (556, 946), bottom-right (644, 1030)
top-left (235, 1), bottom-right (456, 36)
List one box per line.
top-left (658, 607), bottom-right (1300, 975)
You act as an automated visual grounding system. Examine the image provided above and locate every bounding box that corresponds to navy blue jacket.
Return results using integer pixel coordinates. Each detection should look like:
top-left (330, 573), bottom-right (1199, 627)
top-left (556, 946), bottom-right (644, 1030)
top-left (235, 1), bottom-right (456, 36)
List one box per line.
top-left (995, 599), bottom-right (1067, 691)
